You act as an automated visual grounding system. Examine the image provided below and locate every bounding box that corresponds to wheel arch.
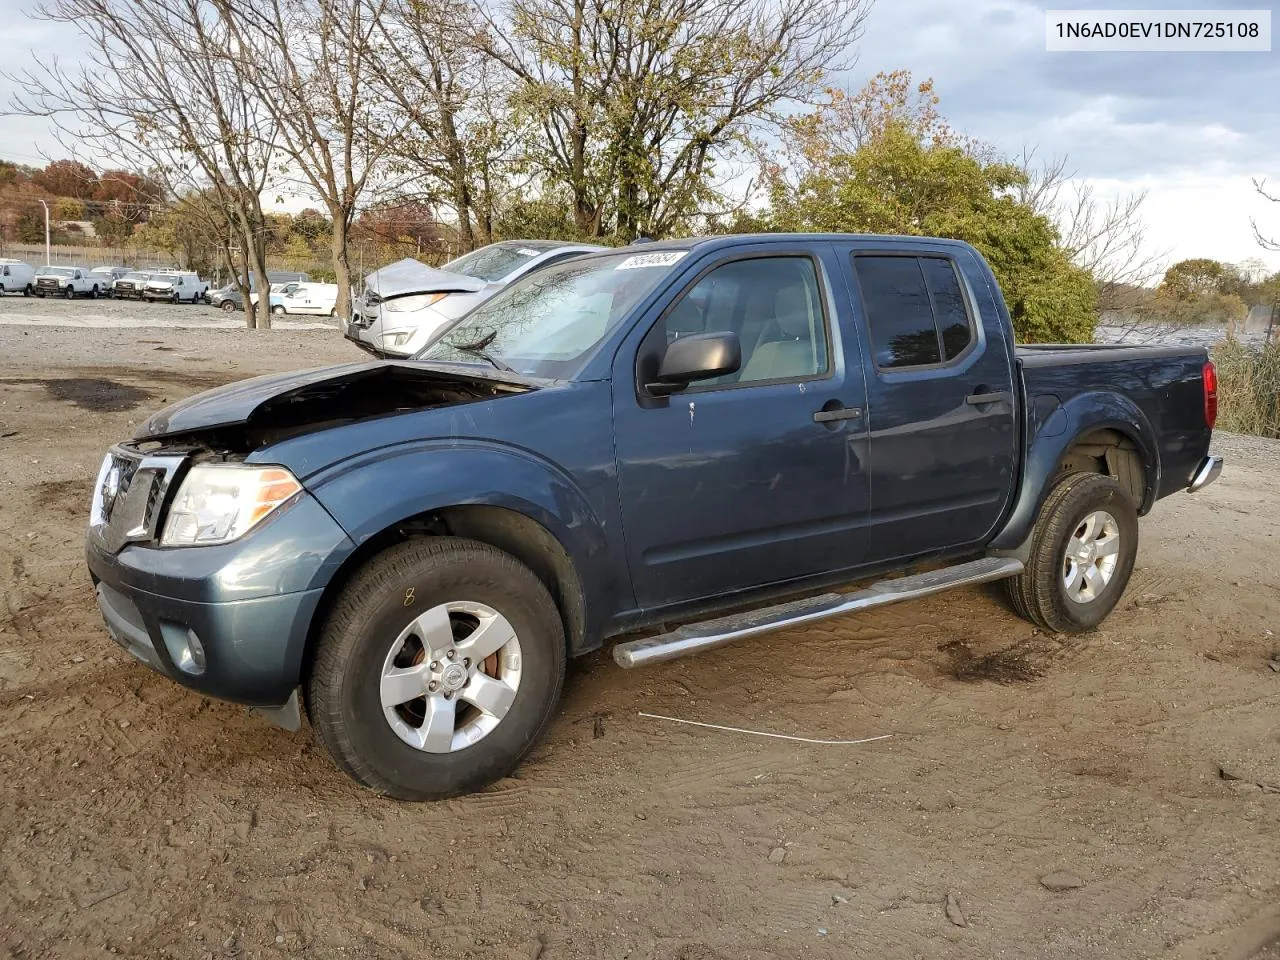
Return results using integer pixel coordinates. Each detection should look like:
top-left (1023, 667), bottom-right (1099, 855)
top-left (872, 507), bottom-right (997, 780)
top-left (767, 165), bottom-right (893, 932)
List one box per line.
top-left (990, 390), bottom-right (1159, 554)
top-left (300, 501), bottom-right (598, 690)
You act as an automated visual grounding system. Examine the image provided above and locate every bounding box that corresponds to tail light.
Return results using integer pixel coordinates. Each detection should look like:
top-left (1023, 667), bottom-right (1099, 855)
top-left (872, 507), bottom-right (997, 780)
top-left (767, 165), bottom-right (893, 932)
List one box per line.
top-left (1202, 360), bottom-right (1218, 428)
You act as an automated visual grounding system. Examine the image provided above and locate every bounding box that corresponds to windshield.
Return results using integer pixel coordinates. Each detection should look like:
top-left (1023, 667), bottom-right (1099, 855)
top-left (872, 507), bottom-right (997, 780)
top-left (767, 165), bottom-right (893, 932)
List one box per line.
top-left (416, 250), bottom-right (686, 379)
top-left (123, 272), bottom-right (149, 281)
top-left (441, 242), bottom-right (558, 283)
top-left (42, 267), bottom-right (74, 277)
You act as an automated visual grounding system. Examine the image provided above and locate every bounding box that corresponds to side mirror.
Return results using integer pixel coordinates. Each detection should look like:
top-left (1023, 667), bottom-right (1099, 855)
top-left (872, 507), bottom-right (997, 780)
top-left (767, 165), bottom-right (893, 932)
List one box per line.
top-left (647, 331), bottom-right (741, 395)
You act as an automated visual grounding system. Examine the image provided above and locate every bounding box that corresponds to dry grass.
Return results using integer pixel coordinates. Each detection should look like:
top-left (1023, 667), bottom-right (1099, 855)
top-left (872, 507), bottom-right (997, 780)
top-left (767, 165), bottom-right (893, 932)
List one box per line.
top-left (1214, 337), bottom-right (1280, 439)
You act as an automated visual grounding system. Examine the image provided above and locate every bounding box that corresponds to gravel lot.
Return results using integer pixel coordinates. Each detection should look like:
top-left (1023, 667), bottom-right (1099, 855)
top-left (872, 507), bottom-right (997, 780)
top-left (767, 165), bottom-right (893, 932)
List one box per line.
top-left (0, 292), bottom-right (332, 330)
top-left (0, 327), bottom-right (1278, 960)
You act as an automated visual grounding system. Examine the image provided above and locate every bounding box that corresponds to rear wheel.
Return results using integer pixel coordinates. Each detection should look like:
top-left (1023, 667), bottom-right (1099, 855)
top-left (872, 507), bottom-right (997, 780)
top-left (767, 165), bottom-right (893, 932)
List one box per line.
top-left (24, 284), bottom-right (32, 297)
top-left (220, 300), bottom-right (236, 312)
top-left (307, 538), bottom-right (566, 800)
top-left (1006, 472), bottom-right (1138, 632)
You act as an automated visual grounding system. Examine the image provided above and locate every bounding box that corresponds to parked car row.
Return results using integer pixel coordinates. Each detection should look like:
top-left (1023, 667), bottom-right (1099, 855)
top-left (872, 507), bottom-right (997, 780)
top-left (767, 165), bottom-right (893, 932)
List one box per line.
top-left (0, 259), bottom-right (212, 302)
top-left (209, 274), bottom-right (340, 317)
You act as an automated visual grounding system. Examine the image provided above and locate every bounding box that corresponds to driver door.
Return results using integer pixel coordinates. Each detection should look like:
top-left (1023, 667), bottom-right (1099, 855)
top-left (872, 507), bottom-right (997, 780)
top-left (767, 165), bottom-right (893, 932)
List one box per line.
top-left (611, 246), bottom-right (870, 610)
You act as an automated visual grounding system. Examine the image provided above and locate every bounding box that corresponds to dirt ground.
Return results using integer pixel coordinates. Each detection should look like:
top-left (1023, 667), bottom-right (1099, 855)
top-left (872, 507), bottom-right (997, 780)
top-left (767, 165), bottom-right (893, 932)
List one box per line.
top-left (1, 323), bottom-right (1278, 960)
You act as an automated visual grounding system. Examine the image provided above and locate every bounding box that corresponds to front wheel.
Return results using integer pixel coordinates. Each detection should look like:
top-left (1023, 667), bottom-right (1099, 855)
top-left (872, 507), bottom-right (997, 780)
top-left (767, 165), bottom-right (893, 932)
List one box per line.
top-left (1006, 472), bottom-right (1139, 633)
top-left (307, 538), bottom-right (566, 800)
top-left (271, 304), bottom-right (285, 315)
top-left (64, 285), bottom-right (75, 299)
top-left (90, 285), bottom-right (99, 299)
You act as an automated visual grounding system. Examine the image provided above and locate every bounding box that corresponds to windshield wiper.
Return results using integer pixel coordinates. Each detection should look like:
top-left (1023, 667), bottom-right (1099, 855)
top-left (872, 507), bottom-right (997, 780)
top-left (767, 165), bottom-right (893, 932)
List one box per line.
top-left (448, 330), bottom-right (519, 374)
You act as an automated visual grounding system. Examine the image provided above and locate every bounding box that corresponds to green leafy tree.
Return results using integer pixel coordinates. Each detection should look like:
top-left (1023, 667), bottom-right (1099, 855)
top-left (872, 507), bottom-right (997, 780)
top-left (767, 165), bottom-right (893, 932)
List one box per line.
top-left (16, 211), bottom-right (45, 244)
top-left (1159, 258), bottom-right (1231, 301)
top-left (768, 122), bottom-right (1097, 342)
top-left (92, 212), bottom-right (135, 244)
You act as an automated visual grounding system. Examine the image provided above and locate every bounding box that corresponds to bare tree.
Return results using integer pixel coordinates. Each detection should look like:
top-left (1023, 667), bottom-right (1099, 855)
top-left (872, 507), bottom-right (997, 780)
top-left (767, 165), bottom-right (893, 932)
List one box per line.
top-left (365, 0), bottom-right (523, 252)
top-left (1017, 148), bottom-right (1166, 314)
top-left (7, 0), bottom-right (280, 328)
top-left (216, 0), bottom-right (399, 317)
top-left (479, 0), bottom-right (873, 241)
top-left (1252, 177), bottom-right (1280, 252)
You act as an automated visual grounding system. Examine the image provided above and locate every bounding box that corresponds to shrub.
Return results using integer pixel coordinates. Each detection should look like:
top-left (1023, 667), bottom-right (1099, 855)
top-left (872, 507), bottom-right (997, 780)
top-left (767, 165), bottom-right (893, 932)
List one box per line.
top-left (1213, 337), bottom-right (1280, 438)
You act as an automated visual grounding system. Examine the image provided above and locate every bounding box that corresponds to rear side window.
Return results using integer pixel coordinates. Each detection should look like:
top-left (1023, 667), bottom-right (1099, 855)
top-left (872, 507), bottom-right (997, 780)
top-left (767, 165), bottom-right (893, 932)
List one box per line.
top-left (853, 255), bottom-right (974, 369)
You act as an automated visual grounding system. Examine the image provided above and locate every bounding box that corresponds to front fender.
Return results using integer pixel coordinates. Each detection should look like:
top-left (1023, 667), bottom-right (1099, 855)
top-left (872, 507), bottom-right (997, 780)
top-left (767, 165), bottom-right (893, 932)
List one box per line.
top-left (305, 439), bottom-right (616, 635)
top-left (989, 390), bottom-right (1159, 551)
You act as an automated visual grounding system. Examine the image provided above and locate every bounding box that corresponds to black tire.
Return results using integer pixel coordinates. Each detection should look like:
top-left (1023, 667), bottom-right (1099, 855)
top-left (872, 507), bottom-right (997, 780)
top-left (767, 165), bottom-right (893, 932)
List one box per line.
top-left (307, 538), bottom-right (566, 800)
top-left (64, 285), bottom-right (74, 299)
top-left (220, 300), bottom-right (236, 312)
top-left (1006, 472), bottom-right (1138, 633)
top-left (24, 284), bottom-right (32, 297)
top-left (90, 285), bottom-right (99, 299)
top-left (271, 304), bottom-right (285, 315)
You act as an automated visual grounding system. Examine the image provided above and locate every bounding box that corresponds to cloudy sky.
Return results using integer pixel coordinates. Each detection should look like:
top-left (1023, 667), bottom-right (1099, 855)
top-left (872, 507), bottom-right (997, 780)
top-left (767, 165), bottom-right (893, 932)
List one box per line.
top-left (1, 0), bottom-right (1277, 273)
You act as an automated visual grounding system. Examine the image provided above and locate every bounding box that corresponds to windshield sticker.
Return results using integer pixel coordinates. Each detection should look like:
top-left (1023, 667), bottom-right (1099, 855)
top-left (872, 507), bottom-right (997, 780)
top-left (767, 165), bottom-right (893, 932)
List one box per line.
top-left (615, 251), bottom-right (687, 270)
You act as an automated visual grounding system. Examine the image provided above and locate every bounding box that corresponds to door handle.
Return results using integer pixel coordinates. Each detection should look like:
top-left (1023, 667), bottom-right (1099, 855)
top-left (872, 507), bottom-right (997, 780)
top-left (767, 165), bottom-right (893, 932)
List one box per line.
top-left (965, 391), bottom-right (1011, 406)
top-left (813, 406), bottom-right (863, 423)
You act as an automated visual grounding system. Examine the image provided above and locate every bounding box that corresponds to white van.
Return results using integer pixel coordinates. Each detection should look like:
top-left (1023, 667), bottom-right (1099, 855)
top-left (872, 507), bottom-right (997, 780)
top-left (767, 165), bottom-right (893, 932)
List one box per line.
top-left (0, 259), bottom-right (35, 296)
top-left (270, 281), bottom-right (340, 316)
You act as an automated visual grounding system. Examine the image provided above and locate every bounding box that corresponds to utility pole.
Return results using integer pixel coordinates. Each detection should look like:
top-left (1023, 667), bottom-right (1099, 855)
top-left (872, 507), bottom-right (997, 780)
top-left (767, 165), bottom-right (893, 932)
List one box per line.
top-left (37, 199), bottom-right (51, 265)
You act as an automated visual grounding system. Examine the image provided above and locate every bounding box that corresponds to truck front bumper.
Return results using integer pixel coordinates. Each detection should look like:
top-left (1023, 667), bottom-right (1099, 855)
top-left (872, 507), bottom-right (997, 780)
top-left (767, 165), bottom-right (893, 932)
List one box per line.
top-left (1188, 455), bottom-right (1224, 492)
top-left (84, 494), bottom-right (353, 720)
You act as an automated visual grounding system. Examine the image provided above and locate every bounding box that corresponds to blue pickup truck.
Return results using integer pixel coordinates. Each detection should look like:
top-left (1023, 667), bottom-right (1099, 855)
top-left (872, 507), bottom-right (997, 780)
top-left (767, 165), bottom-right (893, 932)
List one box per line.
top-left (85, 234), bottom-right (1223, 799)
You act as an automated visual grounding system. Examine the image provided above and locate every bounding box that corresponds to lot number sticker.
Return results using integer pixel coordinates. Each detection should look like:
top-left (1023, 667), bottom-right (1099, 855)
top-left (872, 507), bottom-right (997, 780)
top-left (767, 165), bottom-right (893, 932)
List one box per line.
top-left (615, 251), bottom-right (687, 270)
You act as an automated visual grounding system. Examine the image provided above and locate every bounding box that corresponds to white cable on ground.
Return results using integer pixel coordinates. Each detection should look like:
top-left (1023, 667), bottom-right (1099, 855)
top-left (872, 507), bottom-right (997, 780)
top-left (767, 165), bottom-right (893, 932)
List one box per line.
top-left (638, 712), bottom-right (893, 745)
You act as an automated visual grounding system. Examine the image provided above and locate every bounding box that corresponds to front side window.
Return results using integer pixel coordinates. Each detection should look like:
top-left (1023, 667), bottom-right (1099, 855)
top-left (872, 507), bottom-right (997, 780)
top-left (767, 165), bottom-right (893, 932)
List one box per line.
top-left (649, 256), bottom-right (829, 387)
top-left (853, 255), bottom-right (975, 369)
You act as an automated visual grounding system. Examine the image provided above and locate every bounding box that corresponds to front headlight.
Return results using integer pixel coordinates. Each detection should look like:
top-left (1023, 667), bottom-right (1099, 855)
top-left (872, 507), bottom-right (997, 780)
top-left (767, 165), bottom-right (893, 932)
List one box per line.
top-left (383, 292), bottom-right (447, 313)
top-left (160, 464), bottom-right (302, 546)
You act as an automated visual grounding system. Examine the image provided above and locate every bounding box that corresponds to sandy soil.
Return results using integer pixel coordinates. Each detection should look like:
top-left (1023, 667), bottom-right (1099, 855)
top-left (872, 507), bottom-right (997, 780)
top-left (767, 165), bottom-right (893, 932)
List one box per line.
top-left (1, 325), bottom-right (1278, 960)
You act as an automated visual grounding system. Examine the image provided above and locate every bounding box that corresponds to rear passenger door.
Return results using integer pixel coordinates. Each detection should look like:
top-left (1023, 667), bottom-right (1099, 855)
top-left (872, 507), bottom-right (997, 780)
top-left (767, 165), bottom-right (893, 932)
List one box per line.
top-left (837, 245), bottom-right (1017, 561)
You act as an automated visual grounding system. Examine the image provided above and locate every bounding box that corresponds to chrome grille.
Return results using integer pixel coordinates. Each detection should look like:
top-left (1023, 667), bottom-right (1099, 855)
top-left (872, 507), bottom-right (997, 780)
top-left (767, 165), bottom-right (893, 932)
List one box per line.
top-left (90, 447), bottom-right (186, 553)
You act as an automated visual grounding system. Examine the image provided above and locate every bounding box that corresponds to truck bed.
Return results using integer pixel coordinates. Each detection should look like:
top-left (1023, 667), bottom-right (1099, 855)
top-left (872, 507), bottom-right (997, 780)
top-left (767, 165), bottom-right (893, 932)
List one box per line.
top-left (1016, 341), bottom-right (1212, 504)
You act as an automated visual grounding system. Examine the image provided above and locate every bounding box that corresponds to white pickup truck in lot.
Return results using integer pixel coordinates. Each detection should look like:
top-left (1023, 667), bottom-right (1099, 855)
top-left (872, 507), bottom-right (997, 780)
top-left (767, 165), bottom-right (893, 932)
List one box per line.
top-left (143, 271), bottom-right (209, 304)
top-left (33, 265), bottom-right (103, 298)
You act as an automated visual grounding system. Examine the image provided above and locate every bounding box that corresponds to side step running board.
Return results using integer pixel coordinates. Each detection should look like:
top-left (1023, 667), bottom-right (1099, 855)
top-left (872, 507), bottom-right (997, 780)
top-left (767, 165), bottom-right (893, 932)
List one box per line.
top-left (613, 556), bottom-right (1024, 669)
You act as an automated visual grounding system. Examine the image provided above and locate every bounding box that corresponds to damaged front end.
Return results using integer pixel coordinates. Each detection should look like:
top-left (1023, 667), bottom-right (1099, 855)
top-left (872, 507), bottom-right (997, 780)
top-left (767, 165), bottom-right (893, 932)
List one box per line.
top-left (90, 361), bottom-right (536, 553)
top-left (134, 361), bottom-right (536, 455)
